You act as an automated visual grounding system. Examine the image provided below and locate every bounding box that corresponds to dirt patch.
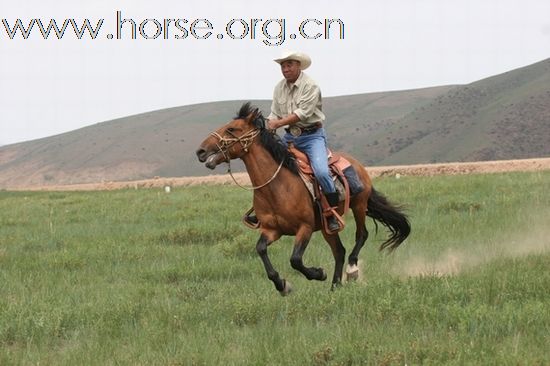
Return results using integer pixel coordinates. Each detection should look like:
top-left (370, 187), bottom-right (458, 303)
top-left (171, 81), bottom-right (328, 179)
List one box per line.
top-left (370, 157), bottom-right (550, 177)
top-left (5, 157), bottom-right (550, 192)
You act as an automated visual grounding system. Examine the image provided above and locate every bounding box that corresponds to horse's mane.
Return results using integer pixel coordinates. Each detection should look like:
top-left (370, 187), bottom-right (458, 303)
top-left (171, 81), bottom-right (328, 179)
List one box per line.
top-left (236, 103), bottom-right (298, 175)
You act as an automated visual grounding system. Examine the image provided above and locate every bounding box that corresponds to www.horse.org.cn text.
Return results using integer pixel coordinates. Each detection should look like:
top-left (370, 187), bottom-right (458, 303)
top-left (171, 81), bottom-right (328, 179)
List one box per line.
top-left (1, 11), bottom-right (345, 46)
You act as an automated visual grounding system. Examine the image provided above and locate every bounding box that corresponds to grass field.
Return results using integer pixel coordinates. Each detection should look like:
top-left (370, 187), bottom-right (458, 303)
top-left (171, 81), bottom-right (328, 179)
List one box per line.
top-left (1, 171), bottom-right (549, 365)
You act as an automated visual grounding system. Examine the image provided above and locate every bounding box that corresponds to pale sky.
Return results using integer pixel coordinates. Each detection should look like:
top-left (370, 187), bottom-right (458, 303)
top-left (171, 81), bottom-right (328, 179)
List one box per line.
top-left (1, 0), bottom-right (549, 146)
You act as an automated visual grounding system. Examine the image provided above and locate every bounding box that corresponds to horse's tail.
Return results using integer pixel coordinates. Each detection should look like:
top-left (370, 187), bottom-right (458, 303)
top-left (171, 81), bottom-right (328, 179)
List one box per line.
top-left (366, 188), bottom-right (410, 251)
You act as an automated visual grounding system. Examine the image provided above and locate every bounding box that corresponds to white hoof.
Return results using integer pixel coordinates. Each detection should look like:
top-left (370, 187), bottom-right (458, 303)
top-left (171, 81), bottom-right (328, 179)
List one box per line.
top-left (346, 264), bottom-right (359, 281)
top-left (279, 280), bottom-right (293, 296)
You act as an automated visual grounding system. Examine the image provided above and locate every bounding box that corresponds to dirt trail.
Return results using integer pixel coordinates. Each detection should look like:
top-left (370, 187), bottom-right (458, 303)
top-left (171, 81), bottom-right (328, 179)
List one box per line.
top-left (6, 157), bottom-right (550, 192)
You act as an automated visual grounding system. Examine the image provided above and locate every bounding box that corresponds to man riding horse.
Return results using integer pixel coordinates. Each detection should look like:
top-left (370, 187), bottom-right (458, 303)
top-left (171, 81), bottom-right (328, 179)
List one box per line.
top-left (247, 51), bottom-right (342, 232)
top-left (197, 51), bottom-right (410, 293)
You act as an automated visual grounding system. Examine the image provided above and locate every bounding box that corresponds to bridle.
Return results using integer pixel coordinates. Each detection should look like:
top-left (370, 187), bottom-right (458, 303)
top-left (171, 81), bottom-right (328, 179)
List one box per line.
top-left (209, 128), bottom-right (260, 161)
top-left (209, 127), bottom-right (284, 191)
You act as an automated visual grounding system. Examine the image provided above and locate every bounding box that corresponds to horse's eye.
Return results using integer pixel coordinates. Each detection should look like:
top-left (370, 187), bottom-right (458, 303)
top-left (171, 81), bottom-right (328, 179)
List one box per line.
top-left (227, 127), bottom-right (235, 133)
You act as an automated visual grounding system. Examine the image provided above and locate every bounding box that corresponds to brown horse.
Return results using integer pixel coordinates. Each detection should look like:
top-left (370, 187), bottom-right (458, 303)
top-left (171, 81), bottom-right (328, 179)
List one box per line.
top-left (196, 103), bottom-right (410, 295)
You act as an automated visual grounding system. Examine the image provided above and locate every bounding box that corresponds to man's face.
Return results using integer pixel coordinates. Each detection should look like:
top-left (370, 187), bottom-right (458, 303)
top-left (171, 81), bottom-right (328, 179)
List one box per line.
top-left (280, 60), bottom-right (301, 83)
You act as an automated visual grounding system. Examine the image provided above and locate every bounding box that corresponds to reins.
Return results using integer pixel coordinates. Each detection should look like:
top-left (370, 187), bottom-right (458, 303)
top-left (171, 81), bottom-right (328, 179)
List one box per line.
top-left (210, 128), bottom-right (284, 191)
top-left (227, 158), bottom-right (284, 191)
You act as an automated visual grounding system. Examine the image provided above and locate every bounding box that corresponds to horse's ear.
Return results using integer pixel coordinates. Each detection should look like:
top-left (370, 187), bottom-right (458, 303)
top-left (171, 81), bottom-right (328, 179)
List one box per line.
top-left (245, 108), bottom-right (259, 123)
top-left (247, 109), bottom-right (267, 129)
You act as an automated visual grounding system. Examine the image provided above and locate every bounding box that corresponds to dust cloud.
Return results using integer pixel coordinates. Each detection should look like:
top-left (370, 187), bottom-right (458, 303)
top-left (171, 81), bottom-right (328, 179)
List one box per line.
top-left (396, 216), bottom-right (550, 277)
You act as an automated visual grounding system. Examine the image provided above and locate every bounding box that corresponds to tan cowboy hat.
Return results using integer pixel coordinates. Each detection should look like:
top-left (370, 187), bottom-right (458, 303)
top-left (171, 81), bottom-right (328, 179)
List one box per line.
top-left (273, 51), bottom-right (311, 70)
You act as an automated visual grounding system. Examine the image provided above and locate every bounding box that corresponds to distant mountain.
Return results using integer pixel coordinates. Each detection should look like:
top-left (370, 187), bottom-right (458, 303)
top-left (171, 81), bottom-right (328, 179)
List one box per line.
top-left (1, 58), bottom-right (549, 188)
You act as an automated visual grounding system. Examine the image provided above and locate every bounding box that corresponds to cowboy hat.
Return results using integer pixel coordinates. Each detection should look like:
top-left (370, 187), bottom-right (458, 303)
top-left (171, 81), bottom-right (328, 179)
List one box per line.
top-left (273, 51), bottom-right (311, 70)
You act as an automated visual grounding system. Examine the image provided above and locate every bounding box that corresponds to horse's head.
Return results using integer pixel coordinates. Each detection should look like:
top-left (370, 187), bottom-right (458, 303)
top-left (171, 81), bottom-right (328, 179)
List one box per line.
top-left (196, 102), bottom-right (265, 169)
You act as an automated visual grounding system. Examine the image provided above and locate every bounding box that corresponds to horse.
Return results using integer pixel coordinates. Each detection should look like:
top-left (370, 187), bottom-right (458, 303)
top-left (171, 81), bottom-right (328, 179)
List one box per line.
top-left (196, 103), bottom-right (410, 295)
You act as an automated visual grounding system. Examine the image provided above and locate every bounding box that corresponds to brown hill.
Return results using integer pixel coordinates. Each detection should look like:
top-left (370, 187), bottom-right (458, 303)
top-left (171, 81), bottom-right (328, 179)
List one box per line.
top-left (1, 57), bottom-right (549, 188)
top-left (0, 90), bottom-right (450, 187)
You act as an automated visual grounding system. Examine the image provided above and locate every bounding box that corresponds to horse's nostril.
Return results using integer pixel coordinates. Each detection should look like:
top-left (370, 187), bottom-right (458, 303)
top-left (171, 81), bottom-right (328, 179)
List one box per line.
top-left (196, 148), bottom-right (206, 161)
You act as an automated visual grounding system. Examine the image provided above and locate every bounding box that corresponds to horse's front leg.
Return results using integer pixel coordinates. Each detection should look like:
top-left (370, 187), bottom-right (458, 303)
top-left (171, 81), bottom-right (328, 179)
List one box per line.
top-left (256, 233), bottom-right (292, 296)
top-left (289, 228), bottom-right (327, 282)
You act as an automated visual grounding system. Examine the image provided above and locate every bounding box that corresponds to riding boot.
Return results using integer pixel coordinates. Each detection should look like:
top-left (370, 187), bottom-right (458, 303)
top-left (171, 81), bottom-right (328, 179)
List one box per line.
top-left (324, 192), bottom-right (342, 232)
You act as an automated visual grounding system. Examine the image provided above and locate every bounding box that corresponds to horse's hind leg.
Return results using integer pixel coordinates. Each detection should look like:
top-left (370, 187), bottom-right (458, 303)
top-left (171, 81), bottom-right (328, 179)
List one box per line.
top-left (321, 231), bottom-right (346, 289)
top-left (290, 229), bottom-right (327, 282)
top-left (347, 200), bottom-right (369, 280)
top-left (256, 233), bottom-right (291, 296)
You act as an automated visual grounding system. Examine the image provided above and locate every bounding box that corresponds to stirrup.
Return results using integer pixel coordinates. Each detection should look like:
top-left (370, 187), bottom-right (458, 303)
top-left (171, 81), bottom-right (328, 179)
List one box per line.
top-left (323, 208), bottom-right (345, 234)
top-left (327, 215), bottom-right (341, 232)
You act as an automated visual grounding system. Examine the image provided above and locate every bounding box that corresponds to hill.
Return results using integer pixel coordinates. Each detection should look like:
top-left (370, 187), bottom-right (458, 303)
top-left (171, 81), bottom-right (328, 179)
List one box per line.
top-left (1, 58), bottom-right (549, 188)
top-left (0, 89), bottom-right (451, 187)
top-left (375, 57), bottom-right (550, 164)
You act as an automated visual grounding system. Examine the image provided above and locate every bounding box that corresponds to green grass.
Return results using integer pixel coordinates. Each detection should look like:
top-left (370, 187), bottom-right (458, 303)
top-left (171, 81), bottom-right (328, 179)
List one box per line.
top-left (1, 171), bottom-right (549, 365)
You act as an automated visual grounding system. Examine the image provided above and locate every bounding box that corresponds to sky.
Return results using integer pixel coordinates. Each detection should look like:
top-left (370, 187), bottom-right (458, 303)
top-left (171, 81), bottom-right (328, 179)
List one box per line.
top-left (1, 0), bottom-right (549, 146)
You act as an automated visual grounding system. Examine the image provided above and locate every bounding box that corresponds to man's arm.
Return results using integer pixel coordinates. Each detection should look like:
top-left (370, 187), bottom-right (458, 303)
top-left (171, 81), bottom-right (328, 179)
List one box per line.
top-left (267, 113), bottom-right (300, 130)
top-left (267, 83), bottom-right (321, 130)
top-left (292, 84), bottom-right (320, 122)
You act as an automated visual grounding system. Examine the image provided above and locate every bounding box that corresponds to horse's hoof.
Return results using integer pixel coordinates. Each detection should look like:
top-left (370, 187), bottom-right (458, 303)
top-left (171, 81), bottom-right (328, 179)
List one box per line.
top-left (279, 280), bottom-right (293, 296)
top-left (346, 264), bottom-right (359, 281)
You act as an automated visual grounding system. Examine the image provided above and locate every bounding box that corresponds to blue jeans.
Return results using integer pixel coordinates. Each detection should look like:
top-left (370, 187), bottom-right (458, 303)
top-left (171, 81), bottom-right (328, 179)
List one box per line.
top-left (283, 127), bottom-right (336, 194)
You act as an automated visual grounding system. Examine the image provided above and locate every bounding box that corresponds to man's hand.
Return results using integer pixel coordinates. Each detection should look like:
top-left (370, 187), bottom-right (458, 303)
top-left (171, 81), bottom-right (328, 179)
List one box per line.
top-left (266, 119), bottom-right (279, 130)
